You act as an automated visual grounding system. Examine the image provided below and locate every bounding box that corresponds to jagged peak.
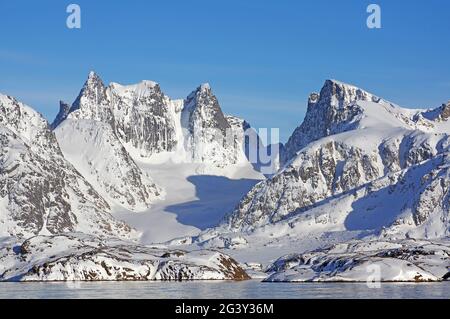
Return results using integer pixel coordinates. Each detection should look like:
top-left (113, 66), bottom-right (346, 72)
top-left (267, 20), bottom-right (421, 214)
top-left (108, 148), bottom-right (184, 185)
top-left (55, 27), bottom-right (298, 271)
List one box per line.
top-left (50, 101), bottom-right (71, 129)
top-left (440, 101), bottom-right (450, 120)
top-left (326, 79), bottom-right (360, 89)
top-left (0, 93), bottom-right (42, 119)
top-left (87, 70), bottom-right (101, 80)
top-left (59, 100), bottom-right (70, 110)
top-left (195, 83), bottom-right (212, 94)
top-left (0, 93), bottom-right (13, 104)
top-left (322, 79), bottom-right (374, 97)
top-left (308, 92), bottom-right (320, 105)
top-left (70, 71), bottom-right (108, 113)
top-left (185, 83), bottom-right (215, 104)
top-left (310, 79), bottom-right (381, 109)
top-left (199, 83), bottom-right (211, 91)
top-left (81, 71), bottom-right (105, 93)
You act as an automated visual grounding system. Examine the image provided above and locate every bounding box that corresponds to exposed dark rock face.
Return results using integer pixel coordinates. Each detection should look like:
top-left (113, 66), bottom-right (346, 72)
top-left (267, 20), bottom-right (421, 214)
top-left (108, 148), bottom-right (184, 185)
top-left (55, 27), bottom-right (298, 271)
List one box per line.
top-left (110, 82), bottom-right (178, 156)
top-left (55, 72), bottom-right (178, 158)
top-left (281, 80), bottom-right (376, 166)
top-left (181, 84), bottom-right (244, 167)
top-left (228, 141), bottom-right (381, 229)
top-left (69, 71), bottom-right (115, 127)
top-left (55, 72), bottom-right (177, 158)
top-left (50, 101), bottom-right (71, 130)
top-left (184, 84), bottom-right (231, 136)
top-left (440, 101), bottom-right (450, 121)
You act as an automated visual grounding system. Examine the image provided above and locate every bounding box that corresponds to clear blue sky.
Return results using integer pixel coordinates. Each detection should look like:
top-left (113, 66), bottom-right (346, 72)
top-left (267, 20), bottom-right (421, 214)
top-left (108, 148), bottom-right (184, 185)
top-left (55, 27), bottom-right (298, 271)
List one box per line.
top-left (1, 0), bottom-right (449, 142)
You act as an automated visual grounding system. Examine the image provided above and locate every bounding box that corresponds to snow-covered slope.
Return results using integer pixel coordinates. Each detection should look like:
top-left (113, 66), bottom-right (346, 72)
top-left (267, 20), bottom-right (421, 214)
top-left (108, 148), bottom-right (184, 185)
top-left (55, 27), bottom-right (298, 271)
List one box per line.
top-left (0, 94), bottom-right (136, 240)
top-left (55, 119), bottom-right (163, 211)
top-left (0, 233), bottom-right (249, 281)
top-left (224, 80), bottom-right (449, 240)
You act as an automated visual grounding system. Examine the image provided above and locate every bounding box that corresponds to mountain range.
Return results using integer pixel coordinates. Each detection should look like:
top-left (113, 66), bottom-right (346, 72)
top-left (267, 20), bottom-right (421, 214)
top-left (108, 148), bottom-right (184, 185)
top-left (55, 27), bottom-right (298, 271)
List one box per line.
top-left (0, 73), bottom-right (448, 282)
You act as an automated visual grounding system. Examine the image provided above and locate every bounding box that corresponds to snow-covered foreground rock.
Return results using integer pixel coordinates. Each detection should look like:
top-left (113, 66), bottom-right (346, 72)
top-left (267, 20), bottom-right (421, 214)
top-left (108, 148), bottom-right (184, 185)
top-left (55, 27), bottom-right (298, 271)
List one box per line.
top-left (0, 233), bottom-right (249, 281)
top-left (264, 238), bottom-right (450, 282)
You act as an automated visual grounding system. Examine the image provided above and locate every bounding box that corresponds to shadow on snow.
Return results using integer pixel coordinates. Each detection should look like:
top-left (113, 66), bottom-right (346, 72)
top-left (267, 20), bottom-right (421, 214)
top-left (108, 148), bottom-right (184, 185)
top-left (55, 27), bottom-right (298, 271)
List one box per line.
top-left (165, 175), bottom-right (260, 230)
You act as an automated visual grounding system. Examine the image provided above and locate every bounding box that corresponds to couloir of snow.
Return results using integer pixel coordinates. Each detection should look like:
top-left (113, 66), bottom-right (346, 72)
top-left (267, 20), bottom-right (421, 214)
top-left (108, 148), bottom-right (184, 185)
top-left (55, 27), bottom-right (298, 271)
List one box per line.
top-left (55, 119), bottom-right (163, 211)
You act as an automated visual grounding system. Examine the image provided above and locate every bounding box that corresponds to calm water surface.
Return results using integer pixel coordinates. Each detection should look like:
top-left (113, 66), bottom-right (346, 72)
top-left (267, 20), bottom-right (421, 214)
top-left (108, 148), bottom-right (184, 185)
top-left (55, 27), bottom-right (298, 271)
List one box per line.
top-left (0, 280), bottom-right (449, 299)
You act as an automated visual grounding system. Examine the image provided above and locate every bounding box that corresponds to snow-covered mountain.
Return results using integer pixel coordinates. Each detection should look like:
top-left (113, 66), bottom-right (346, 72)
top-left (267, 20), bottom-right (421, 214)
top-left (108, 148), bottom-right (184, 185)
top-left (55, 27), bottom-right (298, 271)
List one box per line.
top-left (53, 72), bottom-right (251, 168)
top-left (182, 84), bottom-right (243, 168)
top-left (51, 72), bottom-right (261, 211)
top-left (224, 80), bottom-right (449, 240)
top-left (0, 94), bottom-right (136, 240)
top-left (1, 75), bottom-right (448, 282)
top-left (0, 89), bottom-right (253, 281)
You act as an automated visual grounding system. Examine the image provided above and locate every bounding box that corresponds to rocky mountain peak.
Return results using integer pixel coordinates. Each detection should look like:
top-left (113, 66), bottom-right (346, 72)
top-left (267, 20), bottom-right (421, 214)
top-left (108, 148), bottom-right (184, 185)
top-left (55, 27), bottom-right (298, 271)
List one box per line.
top-left (67, 71), bottom-right (114, 126)
top-left (440, 101), bottom-right (450, 120)
top-left (50, 101), bottom-right (71, 129)
top-left (87, 70), bottom-right (103, 85)
top-left (73, 71), bottom-right (108, 108)
top-left (0, 93), bottom-right (59, 153)
top-left (319, 79), bottom-right (378, 108)
top-left (281, 80), bottom-right (376, 165)
top-left (199, 83), bottom-right (211, 91)
top-left (308, 92), bottom-right (320, 104)
top-left (184, 83), bottom-right (231, 135)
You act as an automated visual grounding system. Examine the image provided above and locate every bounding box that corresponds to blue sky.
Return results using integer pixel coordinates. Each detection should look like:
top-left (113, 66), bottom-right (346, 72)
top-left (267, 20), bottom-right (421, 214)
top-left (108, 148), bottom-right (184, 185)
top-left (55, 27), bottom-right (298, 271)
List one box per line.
top-left (1, 0), bottom-right (449, 142)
